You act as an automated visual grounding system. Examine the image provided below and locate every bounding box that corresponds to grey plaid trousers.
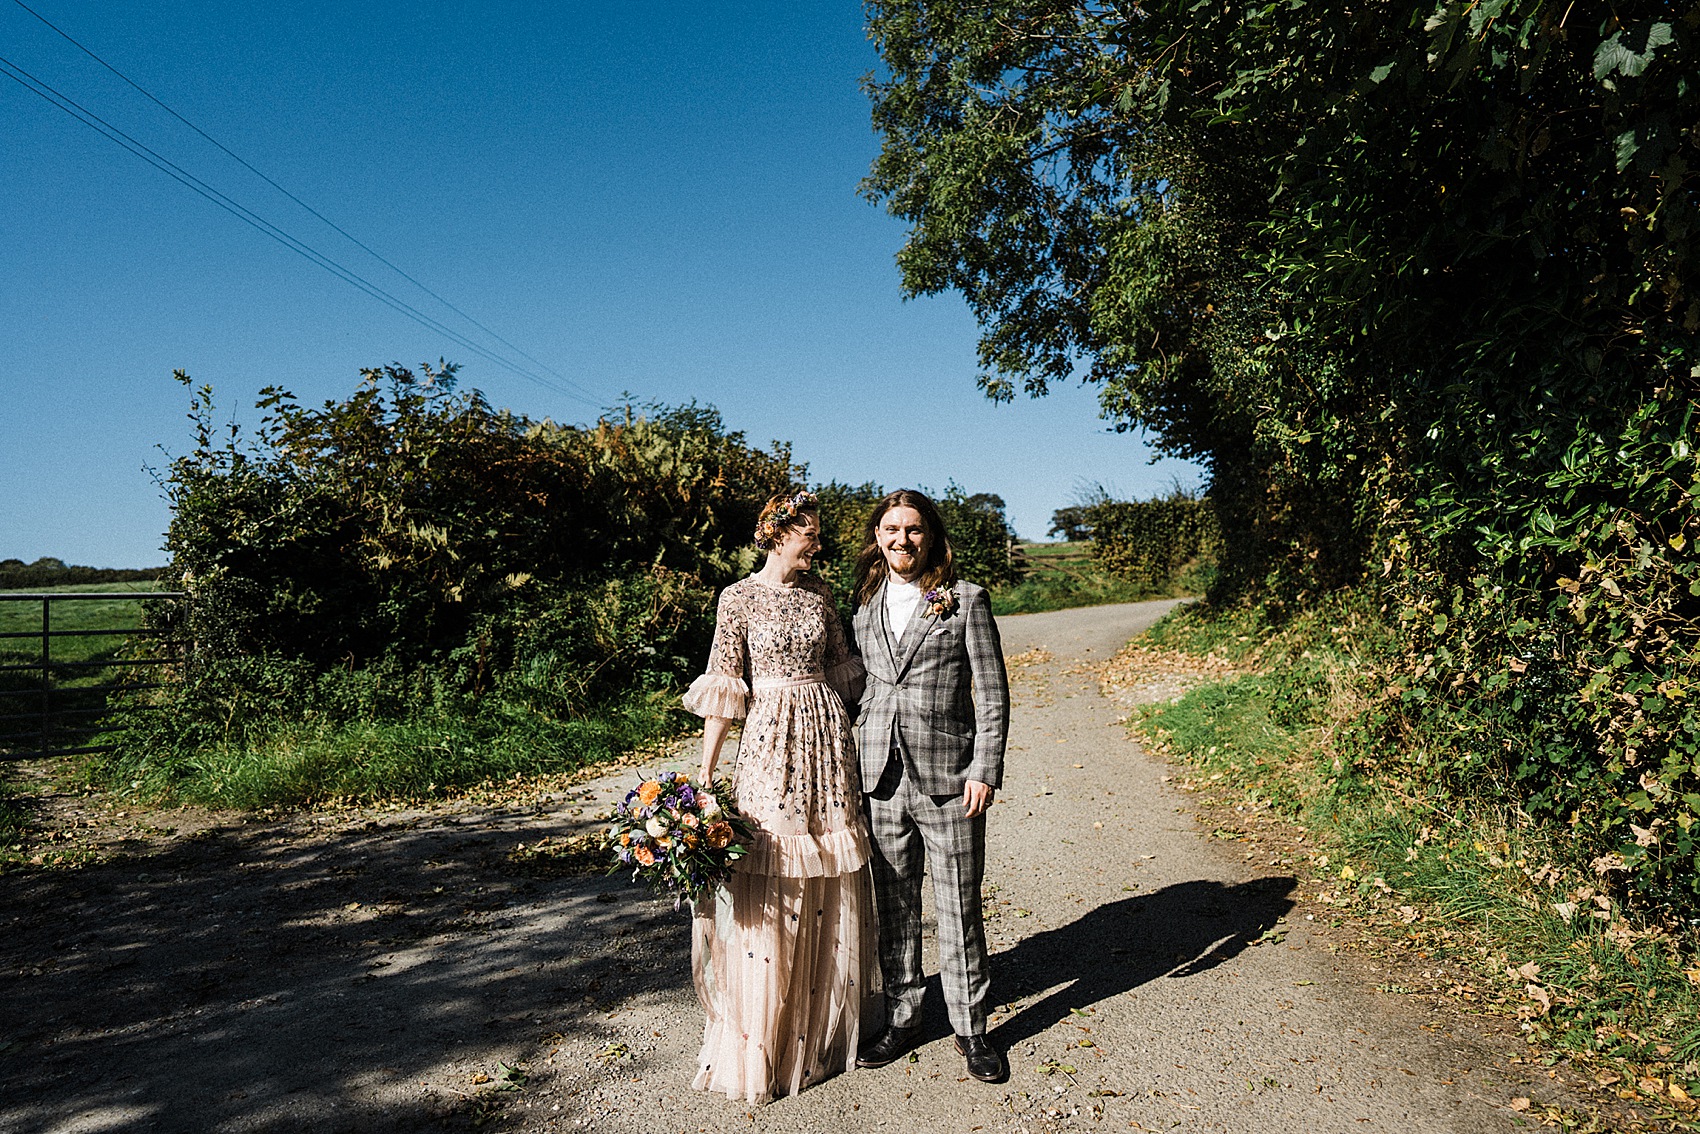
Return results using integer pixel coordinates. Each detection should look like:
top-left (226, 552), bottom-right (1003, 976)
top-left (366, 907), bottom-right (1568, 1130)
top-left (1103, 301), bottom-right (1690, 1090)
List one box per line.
top-left (853, 579), bottom-right (1007, 1038)
top-left (865, 752), bottom-right (990, 1036)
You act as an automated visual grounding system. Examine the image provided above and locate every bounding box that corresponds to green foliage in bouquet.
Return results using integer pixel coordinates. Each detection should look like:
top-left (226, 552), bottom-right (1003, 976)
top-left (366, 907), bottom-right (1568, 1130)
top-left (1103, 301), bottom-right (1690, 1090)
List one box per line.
top-left (606, 772), bottom-right (756, 907)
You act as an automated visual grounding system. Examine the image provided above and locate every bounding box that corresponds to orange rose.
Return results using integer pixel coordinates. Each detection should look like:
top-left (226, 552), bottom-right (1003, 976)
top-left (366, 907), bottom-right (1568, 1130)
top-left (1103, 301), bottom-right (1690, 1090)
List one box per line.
top-left (636, 781), bottom-right (662, 807)
top-left (633, 845), bottom-right (656, 866)
top-left (706, 821), bottom-right (734, 849)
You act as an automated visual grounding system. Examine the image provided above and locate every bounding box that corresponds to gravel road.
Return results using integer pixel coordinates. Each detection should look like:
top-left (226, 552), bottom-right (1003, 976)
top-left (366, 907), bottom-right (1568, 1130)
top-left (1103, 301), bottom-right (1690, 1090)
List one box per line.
top-left (1, 600), bottom-right (1545, 1133)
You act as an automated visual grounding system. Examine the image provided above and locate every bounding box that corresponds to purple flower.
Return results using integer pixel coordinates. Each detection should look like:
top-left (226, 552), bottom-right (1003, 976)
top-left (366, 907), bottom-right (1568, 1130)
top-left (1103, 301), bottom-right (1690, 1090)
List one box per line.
top-left (924, 586), bottom-right (959, 617)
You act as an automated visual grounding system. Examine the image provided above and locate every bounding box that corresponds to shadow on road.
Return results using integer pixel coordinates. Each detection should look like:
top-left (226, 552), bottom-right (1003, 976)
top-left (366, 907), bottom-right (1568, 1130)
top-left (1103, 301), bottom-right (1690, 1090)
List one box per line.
top-left (1, 808), bottom-right (1295, 1132)
top-left (978, 875), bottom-right (1299, 1048)
top-left (0, 816), bottom-right (690, 1133)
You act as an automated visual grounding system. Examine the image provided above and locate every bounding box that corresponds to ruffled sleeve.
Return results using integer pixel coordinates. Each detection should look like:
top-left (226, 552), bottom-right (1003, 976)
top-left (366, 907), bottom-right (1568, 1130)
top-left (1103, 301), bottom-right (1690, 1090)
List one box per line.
top-left (682, 585), bottom-right (749, 720)
top-left (682, 673), bottom-right (749, 720)
top-left (820, 588), bottom-right (865, 708)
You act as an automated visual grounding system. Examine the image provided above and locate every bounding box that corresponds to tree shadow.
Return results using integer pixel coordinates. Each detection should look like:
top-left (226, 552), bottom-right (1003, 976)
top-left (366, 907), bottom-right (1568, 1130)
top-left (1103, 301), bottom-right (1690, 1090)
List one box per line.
top-left (0, 809), bottom-right (695, 1133)
top-left (913, 876), bottom-right (1297, 1047)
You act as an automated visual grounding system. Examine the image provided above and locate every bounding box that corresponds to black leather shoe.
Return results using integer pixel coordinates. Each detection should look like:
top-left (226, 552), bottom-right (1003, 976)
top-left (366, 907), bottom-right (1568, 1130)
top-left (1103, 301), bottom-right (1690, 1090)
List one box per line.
top-left (955, 1033), bottom-right (1007, 1082)
top-left (856, 1023), bottom-right (921, 1069)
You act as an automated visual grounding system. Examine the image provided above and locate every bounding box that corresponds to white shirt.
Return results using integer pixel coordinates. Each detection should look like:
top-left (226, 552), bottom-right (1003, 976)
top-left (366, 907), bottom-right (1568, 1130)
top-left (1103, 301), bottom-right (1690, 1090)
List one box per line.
top-left (883, 575), bottom-right (924, 641)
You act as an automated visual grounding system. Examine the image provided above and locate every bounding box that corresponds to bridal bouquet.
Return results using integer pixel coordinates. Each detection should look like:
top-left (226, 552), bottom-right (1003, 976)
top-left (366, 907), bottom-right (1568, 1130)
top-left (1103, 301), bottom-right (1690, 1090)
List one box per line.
top-left (605, 772), bottom-right (755, 907)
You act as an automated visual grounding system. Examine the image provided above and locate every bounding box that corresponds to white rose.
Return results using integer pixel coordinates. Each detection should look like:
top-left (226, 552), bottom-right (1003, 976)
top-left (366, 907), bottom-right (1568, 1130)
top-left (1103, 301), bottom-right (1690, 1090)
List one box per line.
top-left (645, 817), bottom-right (669, 838)
top-left (698, 795), bottom-right (722, 820)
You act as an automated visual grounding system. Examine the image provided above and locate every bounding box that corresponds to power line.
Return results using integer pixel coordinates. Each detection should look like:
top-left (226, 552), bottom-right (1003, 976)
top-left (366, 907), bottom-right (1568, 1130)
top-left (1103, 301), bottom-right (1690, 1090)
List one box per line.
top-left (11, 0), bottom-right (603, 408)
top-left (2, 18), bottom-right (603, 408)
top-left (1, 54), bottom-right (595, 408)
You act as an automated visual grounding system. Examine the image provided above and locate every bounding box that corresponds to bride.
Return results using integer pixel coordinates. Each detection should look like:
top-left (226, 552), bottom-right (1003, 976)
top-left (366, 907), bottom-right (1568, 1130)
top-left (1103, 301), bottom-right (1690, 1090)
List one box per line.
top-left (681, 489), bottom-right (878, 1102)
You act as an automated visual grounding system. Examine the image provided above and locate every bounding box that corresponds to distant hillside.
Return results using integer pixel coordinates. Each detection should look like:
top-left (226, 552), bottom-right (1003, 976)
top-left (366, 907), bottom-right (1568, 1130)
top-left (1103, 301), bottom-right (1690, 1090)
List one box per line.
top-left (0, 558), bottom-right (163, 589)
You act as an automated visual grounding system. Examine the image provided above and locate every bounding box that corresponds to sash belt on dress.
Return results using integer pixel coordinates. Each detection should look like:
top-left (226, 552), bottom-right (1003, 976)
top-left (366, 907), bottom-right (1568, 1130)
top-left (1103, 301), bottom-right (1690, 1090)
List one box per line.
top-left (750, 672), bottom-right (826, 692)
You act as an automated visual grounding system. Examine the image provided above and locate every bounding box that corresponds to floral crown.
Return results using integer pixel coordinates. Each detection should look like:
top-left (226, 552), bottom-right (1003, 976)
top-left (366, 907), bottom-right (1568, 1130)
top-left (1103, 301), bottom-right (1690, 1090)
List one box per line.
top-left (754, 489), bottom-right (818, 550)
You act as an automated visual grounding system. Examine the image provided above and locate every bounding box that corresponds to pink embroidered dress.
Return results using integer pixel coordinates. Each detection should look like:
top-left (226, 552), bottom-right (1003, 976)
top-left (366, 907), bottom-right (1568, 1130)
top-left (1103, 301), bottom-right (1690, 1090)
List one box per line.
top-left (681, 573), bottom-right (878, 1102)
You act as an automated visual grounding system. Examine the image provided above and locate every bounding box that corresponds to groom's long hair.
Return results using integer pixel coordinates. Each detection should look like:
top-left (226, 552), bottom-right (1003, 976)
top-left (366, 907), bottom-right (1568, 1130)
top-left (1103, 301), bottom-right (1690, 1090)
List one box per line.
top-left (853, 489), bottom-right (956, 609)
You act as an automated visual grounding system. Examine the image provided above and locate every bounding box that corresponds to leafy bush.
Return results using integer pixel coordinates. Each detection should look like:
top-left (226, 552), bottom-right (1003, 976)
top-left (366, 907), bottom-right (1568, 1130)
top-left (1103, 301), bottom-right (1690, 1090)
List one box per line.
top-left (811, 480), bottom-right (888, 616)
top-left (163, 366), bottom-right (795, 668)
top-left (1087, 491), bottom-right (1221, 595)
top-left (935, 485), bottom-right (1023, 589)
top-left (105, 365), bottom-right (800, 804)
top-left (1389, 388), bottom-right (1700, 908)
top-left (864, 1), bottom-right (1700, 910)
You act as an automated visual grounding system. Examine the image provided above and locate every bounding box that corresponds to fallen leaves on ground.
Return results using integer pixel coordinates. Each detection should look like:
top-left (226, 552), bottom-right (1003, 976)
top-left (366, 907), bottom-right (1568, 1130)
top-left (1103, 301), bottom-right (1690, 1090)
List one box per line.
top-left (1096, 643), bottom-right (1242, 705)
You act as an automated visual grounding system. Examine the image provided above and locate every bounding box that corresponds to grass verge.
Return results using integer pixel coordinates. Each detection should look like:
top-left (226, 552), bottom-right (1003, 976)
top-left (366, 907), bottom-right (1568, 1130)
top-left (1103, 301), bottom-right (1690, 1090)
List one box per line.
top-left (1116, 596), bottom-right (1700, 1128)
top-left (87, 694), bottom-right (684, 812)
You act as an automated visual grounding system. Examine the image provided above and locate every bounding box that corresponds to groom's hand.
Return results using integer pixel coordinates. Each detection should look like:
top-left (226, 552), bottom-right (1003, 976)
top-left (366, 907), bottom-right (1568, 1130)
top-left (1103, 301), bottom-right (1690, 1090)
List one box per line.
top-left (963, 779), bottom-right (995, 818)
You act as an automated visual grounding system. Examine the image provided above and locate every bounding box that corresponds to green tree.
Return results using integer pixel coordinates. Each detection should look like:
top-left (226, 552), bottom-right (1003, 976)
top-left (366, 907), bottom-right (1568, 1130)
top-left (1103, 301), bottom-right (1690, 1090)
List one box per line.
top-left (1046, 506), bottom-right (1092, 542)
top-left (864, 0), bottom-right (1695, 596)
top-left (865, 2), bottom-right (1700, 904)
top-left (937, 485), bottom-right (1023, 588)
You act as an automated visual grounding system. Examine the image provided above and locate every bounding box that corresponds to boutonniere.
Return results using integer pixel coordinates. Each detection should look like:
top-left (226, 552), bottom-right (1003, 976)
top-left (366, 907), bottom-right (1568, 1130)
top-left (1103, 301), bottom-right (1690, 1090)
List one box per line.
top-left (924, 585), bottom-right (959, 619)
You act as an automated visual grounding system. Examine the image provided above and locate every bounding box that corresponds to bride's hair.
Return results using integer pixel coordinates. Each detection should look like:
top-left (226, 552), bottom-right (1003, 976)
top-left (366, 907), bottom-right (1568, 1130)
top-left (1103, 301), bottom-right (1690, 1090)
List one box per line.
top-left (754, 488), bottom-right (820, 550)
top-left (853, 489), bottom-right (956, 608)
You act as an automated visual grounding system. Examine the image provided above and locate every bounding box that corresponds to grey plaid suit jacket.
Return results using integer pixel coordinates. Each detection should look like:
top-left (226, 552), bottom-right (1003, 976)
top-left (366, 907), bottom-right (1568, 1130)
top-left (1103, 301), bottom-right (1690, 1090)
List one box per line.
top-left (852, 579), bottom-right (1010, 795)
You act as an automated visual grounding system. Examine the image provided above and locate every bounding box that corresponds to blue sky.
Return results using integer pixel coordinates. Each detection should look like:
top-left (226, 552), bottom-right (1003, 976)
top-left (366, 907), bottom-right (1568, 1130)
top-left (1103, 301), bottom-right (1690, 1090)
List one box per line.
top-left (1, 1), bottom-right (1200, 567)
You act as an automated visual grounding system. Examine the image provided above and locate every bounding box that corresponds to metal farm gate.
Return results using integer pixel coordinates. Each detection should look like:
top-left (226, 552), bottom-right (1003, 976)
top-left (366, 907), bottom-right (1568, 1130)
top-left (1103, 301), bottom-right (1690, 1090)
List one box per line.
top-left (0, 591), bottom-right (187, 761)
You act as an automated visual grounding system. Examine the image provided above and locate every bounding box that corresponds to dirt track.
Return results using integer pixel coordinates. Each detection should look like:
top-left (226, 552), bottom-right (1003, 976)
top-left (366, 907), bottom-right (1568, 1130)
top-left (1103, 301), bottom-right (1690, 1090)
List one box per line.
top-left (1, 600), bottom-right (1556, 1133)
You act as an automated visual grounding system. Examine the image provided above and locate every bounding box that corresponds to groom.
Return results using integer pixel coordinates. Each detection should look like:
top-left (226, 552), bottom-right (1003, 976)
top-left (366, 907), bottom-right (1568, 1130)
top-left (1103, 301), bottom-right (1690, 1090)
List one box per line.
top-left (851, 489), bottom-right (1010, 1083)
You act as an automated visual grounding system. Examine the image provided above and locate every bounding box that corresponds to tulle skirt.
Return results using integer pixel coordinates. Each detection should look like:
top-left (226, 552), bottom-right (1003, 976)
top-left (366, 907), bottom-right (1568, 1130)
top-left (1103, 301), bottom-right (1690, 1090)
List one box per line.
top-left (691, 866), bottom-right (880, 1101)
top-left (688, 680), bottom-right (881, 1103)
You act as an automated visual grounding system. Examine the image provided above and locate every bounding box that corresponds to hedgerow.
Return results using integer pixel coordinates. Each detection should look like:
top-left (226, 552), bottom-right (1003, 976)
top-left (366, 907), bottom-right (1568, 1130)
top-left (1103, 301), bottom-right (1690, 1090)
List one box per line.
top-left (106, 366), bottom-right (1029, 805)
top-left (106, 365), bottom-right (797, 802)
top-left (864, 1), bottom-right (1700, 909)
top-left (1085, 491), bottom-right (1220, 594)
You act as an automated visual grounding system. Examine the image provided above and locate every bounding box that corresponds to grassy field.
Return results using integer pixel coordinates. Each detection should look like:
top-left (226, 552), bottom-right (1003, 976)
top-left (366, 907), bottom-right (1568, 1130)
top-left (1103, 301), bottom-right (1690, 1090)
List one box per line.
top-left (0, 581), bottom-right (167, 662)
top-left (990, 541), bottom-right (1195, 615)
top-left (0, 581), bottom-right (172, 757)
